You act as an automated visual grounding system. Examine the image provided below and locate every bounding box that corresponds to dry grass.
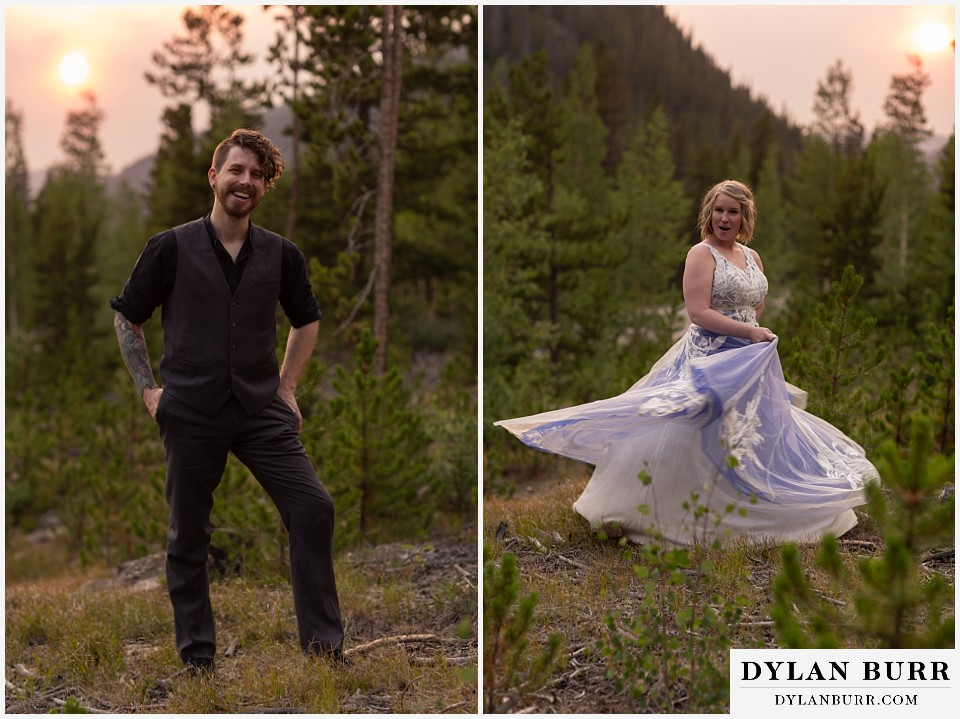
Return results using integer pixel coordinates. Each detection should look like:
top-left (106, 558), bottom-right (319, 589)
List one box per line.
top-left (5, 535), bottom-right (477, 714)
top-left (483, 476), bottom-right (952, 713)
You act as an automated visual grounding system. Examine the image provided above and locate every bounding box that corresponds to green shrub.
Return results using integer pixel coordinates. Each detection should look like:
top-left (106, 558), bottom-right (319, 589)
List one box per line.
top-left (595, 471), bottom-right (751, 713)
top-left (772, 417), bottom-right (954, 648)
top-left (483, 543), bottom-right (562, 713)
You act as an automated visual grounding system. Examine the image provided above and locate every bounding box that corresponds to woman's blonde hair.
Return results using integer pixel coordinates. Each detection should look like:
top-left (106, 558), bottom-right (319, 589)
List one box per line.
top-left (697, 179), bottom-right (757, 244)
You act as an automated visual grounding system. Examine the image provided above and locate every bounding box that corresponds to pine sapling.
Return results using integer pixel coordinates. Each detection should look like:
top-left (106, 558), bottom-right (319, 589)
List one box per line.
top-left (788, 264), bottom-right (884, 442)
top-left (772, 417), bottom-right (954, 648)
top-left (483, 544), bottom-right (562, 713)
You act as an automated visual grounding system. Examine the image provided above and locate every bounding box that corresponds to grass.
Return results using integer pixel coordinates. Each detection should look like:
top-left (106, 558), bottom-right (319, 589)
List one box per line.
top-left (5, 533), bottom-right (477, 714)
top-left (483, 469), bottom-right (952, 713)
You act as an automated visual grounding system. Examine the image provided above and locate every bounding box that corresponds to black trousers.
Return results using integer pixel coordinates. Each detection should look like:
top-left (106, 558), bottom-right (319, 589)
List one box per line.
top-left (156, 391), bottom-right (343, 663)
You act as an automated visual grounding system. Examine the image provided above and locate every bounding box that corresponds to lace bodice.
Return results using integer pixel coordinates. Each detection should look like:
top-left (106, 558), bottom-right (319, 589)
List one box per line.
top-left (683, 242), bottom-right (769, 361)
top-left (704, 242), bottom-right (768, 324)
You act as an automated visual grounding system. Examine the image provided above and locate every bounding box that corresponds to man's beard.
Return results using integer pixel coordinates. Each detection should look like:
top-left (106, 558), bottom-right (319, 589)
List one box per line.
top-left (215, 182), bottom-right (262, 219)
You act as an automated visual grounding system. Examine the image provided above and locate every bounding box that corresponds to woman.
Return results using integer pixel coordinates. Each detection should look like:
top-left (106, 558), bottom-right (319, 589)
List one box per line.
top-left (495, 180), bottom-right (878, 545)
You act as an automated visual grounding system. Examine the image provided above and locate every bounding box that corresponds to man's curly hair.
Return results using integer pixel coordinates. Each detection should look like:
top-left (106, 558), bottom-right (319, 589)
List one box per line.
top-left (211, 129), bottom-right (285, 190)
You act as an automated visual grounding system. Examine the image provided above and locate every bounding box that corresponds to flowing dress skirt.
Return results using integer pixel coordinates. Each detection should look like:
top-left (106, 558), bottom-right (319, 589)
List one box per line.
top-left (495, 334), bottom-right (878, 545)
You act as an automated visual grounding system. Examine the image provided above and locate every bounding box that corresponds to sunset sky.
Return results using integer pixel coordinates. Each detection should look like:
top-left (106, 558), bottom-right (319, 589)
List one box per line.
top-left (664, 3), bottom-right (955, 142)
top-left (3, 3), bottom-right (956, 177)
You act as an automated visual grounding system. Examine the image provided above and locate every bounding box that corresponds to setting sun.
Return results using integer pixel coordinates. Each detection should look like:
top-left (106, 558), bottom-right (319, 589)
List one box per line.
top-left (58, 52), bottom-right (89, 86)
top-left (914, 20), bottom-right (953, 53)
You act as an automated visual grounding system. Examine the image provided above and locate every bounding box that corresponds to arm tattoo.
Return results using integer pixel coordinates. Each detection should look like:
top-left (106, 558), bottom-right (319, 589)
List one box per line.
top-left (114, 312), bottom-right (158, 398)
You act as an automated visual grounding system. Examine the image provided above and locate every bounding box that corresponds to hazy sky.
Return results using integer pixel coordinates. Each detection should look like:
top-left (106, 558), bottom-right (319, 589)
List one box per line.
top-left (3, 3), bottom-right (956, 175)
top-left (664, 3), bottom-right (955, 142)
top-left (4, 3), bottom-right (282, 173)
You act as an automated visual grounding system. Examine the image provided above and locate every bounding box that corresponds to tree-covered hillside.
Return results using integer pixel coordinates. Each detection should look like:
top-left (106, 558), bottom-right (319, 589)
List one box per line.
top-left (484, 4), bottom-right (804, 195)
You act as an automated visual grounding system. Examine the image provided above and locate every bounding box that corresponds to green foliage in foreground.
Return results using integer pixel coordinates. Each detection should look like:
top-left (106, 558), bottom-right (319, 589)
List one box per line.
top-left (594, 472), bottom-right (753, 713)
top-left (482, 544), bottom-right (562, 713)
top-left (772, 417), bottom-right (955, 649)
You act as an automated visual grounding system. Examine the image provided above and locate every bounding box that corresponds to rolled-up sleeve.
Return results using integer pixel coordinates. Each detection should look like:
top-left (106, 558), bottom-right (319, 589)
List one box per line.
top-left (109, 230), bottom-right (176, 325)
top-left (279, 239), bottom-right (322, 328)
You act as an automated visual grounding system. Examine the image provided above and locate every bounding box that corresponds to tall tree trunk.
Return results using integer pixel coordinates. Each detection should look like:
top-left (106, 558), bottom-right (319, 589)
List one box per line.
top-left (372, 4), bottom-right (403, 376)
top-left (284, 4), bottom-right (304, 242)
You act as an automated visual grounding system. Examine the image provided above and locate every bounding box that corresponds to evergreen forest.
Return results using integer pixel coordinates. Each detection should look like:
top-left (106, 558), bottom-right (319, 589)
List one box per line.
top-left (483, 5), bottom-right (954, 486)
top-left (6, 5), bottom-right (479, 571)
top-left (482, 7), bottom-right (952, 711)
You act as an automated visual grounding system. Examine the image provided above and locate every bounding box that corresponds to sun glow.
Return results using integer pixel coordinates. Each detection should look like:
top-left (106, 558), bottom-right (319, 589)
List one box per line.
top-left (58, 52), bottom-right (89, 86)
top-left (914, 20), bottom-right (953, 54)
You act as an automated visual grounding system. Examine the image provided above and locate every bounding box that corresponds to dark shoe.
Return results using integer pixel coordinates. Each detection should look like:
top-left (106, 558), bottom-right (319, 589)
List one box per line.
top-left (184, 656), bottom-right (215, 677)
top-left (307, 643), bottom-right (351, 667)
top-left (328, 648), bottom-right (352, 667)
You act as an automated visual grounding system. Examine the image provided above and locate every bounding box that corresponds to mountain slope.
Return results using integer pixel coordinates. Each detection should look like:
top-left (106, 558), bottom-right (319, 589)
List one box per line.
top-left (483, 5), bottom-right (804, 184)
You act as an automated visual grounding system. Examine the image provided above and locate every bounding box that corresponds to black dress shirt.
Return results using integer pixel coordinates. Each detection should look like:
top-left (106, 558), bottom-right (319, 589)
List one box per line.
top-left (110, 215), bottom-right (321, 328)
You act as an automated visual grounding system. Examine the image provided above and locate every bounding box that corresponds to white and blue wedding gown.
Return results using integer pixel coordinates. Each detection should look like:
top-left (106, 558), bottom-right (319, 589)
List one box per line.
top-left (495, 243), bottom-right (879, 545)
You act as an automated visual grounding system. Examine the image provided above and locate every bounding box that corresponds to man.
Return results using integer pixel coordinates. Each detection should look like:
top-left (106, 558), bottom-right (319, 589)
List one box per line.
top-left (111, 129), bottom-right (343, 672)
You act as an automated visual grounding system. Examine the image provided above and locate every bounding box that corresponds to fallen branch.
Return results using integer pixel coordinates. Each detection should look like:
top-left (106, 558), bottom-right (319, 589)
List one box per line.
top-left (438, 700), bottom-right (468, 713)
top-left (453, 563), bottom-right (476, 588)
top-left (838, 539), bottom-right (878, 549)
top-left (344, 633), bottom-right (464, 657)
top-left (51, 697), bottom-right (108, 714)
top-left (553, 553), bottom-right (587, 571)
top-left (544, 665), bottom-right (587, 688)
top-left (412, 655), bottom-right (474, 666)
top-left (812, 591), bottom-right (847, 607)
top-left (525, 536), bottom-right (546, 552)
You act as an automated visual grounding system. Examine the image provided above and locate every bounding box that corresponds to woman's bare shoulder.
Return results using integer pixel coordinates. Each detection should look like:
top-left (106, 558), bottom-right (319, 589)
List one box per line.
top-left (686, 242), bottom-right (714, 263)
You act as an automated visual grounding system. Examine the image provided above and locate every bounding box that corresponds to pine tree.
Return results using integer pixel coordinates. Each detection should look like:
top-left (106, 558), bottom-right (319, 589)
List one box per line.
top-left (294, 5), bottom-right (381, 265)
top-left (319, 328), bottom-right (433, 543)
top-left (482, 116), bottom-right (555, 439)
top-left (145, 5), bottom-right (266, 225)
top-left (59, 91), bottom-right (109, 179)
top-left (811, 59), bottom-right (865, 154)
top-left (483, 545), bottom-right (562, 712)
top-left (785, 60), bottom-right (885, 300)
top-left (388, 6), bottom-right (478, 360)
top-left (916, 306), bottom-right (954, 454)
top-left (371, 3), bottom-right (403, 375)
top-left (30, 93), bottom-right (111, 394)
top-left (593, 42), bottom-right (634, 173)
top-left (872, 56), bottom-right (935, 283)
top-left (820, 151), bottom-right (885, 291)
top-left (783, 134), bottom-right (841, 297)
top-left (882, 55), bottom-right (933, 147)
top-left (147, 103), bottom-right (210, 234)
top-left (773, 418), bottom-right (954, 649)
top-left (786, 265), bottom-right (884, 444)
top-left (611, 105), bottom-right (689, 309)
top-left (547, 43), bottom-right (623, 397)
top-left (145, 5), bottom-right (266, 125)
top-left (753, 141), bottom-right (789, 289)
top-left (5, 100), bottom-right (33, 336)
top-left (265, 4), bottom-right (310, 242)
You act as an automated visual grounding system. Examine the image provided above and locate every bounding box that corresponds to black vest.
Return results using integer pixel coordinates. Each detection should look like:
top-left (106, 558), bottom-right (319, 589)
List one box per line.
top-left (160, 218), bottom-right (283, 417)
